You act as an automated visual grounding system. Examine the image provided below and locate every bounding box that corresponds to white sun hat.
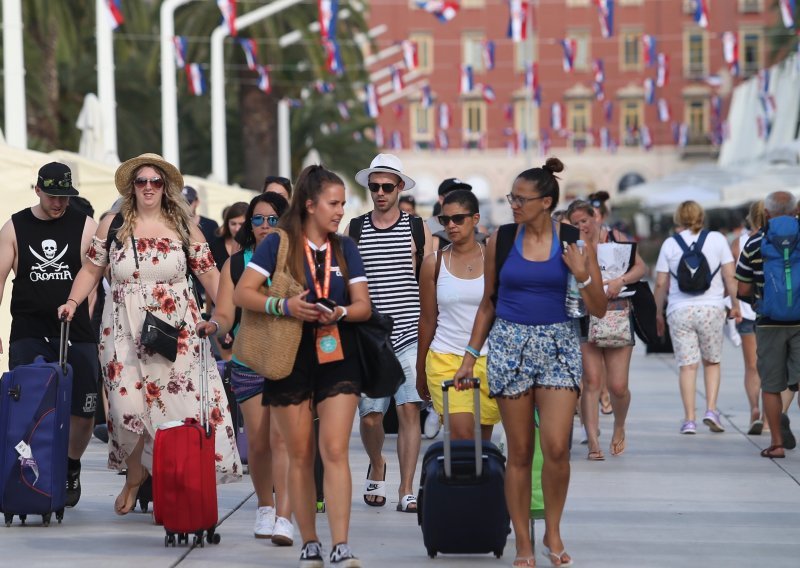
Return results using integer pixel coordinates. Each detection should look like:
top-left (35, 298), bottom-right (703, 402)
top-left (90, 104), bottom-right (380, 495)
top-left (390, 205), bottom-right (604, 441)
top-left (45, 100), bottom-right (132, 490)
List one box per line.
top-left (354, 153), bottom-right (416, 191)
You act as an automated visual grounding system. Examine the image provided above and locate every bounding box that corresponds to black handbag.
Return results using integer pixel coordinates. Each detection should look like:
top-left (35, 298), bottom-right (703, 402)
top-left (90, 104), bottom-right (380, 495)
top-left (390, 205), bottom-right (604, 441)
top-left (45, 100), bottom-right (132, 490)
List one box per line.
top-left (140, 311), bottom-right (182, 362)
top-left (628, 281), bottom-right (659, 345)
top-left (355, 309), bottom-right (405, 399)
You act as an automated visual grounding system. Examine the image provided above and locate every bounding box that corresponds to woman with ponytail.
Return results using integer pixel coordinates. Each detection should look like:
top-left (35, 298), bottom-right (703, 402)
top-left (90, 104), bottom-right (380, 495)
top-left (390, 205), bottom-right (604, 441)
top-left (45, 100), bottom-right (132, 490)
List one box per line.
top-left (234, 165), bottom-right (371, 568)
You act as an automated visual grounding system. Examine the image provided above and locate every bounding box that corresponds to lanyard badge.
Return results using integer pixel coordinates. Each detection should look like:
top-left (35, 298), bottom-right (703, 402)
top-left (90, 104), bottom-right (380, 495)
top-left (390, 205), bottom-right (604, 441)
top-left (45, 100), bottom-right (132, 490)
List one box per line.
top-left (304, 240), bottom-right (344, 364)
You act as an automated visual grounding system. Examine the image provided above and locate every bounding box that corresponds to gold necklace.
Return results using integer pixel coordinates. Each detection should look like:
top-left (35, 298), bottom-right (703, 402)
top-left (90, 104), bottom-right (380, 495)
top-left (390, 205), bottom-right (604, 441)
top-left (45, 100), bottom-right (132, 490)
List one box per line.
top-left (448, 242), bottom-right (483, 273)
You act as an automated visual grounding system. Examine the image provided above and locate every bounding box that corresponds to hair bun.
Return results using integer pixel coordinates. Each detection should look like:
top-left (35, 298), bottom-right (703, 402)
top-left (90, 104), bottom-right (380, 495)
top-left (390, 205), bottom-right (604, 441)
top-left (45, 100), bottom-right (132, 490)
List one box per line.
top-left (542, 157), bottom-right (564, 175)
top-left (588, 190), bottom-right (610, 203)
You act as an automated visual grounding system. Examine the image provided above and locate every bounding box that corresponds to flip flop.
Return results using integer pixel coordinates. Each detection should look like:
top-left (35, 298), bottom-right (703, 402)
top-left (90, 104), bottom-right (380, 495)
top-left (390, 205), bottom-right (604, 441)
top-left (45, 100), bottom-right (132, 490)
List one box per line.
top-left (587, 450), bottom-right (605, 461)
top-left (542, 545), bottom-right (573, 567)
top-left (363, 463), bottom-right (387, 507)
top-left (610, 436), bottom-right (626, 457)
top-left (760, 444), bottom-right (785, 459)
top-left (397, 494), bottom-right (417, 513)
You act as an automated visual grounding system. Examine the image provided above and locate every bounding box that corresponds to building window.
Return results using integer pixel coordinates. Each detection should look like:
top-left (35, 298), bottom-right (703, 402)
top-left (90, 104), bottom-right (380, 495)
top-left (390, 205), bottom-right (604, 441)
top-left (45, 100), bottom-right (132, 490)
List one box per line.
top-left (462, 99), bottom-right (487, 146)
top-left (685, 99), bottom-right (709, 143)
top-left (684, 30), bottom-right (707, 78)
top-left (620, 99), bottom-right (643, 146)
top-left (409, 32), bottom-right (433, 74)
top-left (462, 31), bottom-right (486, 72)
top-left (740, 29), bottom-right (763, 77)
top-left (568, 100), bottom-right (591, 142)
top-left (514, 33), bottom-right (536, 72)
top-left (566, 29), bottom-right (591, 71)
top-left (513, 99), bottom-right (539, 142)
top-left (620, 30), bottom-right (642, 71)
top-left (409, 102), bottom-right (434, 147)
top-left (739, 0), bottom-right (762, 12)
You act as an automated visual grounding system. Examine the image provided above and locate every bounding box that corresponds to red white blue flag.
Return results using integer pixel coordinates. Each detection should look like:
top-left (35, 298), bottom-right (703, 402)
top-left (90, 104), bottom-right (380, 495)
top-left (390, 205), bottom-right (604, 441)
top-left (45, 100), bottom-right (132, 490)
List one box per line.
top-left (780, 0), bottom-right (796, 28)
top-left (533, 85), bottom-right (542, 107)
top-left (644, 78), bottom-right (655, 105)
top-left (592, 59), bottom-right (605, 100)
top-left (365, 84), bottom-right (380, 118)
top-left (604, 101), bottom-right (613, 122)
top-left (642, 35), bottom-right (656, 68)
top-left (482, 85), bottom-right (497, 104)
top-left (390, 66), bottom-right (404, 93)
top-left (594, 0), bottom-right (614, 38)
top-left (318, 0), bottom-right (339, 40)
top-left (694, 0), bottom-right (709, 29)
top-left (482, 40), bottom-right (496, 71)
top-left (657, 98), bottom-right (671, 123)
top-left (416, 1), bottom-right (459, 23)
top-left (640, 125), bottom-right (653, 150)
top-left (186, 63), bottom-right (206, 96)
top-left (677, 123), bottom-right (689, 147)
top-left (173, 36), bottom-right (188, 69)
top-left (217, 0), bottom-right (237, 36)
top-left (540, 129), bottom-right (551, 157)
top-left (656, 53), bottom-right (669, 88)
top-left (401, 40), bottom-right (419, 71)
top-left (324, 40), bottom-right (344, 75)
top-left (525, 63), bottom-right (539, 91)
top-left (722, 32), bottom-right (739, 77)
top-left (504, 105), bottom-right (514, 122)
top-left (256, 65), bottom-right (271, 94)
top-left (391, 130), bottom-right (403, 150)
top-left (105, 0), bottom-right (124, 30)
top-left (439, 103), bottom-right (451, 129)
top-left (315, 80), bottom-right (334, 93)
top-left (507, 1), bottom-right (529, 42)
top-left (237, 39), bottom-right (258, 71)
top-left (460, 65), bottom-right (474, 94)
top-left (560, 39), bottom-right (577, 72)
top-left (337, 102), bottom-right (350, 120)
top-left (599, 127), bottom-right (610, 150)
top-left (550, 102), bottom-right (563, 131)
top-left (422, 85), bottom-right (433, 109)
top-left (374, 125), bottom-right (384, 147)
top-left (437, 130), bottom-right (449, 151)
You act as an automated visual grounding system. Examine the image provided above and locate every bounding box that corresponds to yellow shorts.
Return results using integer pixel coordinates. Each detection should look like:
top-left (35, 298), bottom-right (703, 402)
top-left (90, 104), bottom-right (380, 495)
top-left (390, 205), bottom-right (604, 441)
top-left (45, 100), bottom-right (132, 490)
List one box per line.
top-left (425, 351), bottom-right (500, 425)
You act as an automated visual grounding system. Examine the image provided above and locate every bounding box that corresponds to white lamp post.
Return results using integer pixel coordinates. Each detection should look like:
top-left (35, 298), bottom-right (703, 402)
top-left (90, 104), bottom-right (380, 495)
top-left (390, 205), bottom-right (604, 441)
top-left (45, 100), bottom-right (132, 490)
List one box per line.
top-left (96, 0), bottom-right (119, 163)
top-left (2, 0), bottom-right (27, 149)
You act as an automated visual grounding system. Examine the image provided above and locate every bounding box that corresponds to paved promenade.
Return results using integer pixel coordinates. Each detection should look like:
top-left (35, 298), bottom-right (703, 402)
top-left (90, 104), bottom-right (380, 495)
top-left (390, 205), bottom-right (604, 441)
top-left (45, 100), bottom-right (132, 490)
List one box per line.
top-left (4, 340), bottom-right (800, 567)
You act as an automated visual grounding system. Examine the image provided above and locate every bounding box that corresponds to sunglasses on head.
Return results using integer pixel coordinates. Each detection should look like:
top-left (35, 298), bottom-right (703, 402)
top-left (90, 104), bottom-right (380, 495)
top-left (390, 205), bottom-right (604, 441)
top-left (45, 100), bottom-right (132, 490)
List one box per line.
top-left (134, 177), bottom-right (165, 190)
top-left (368, 182), bottom-right (399, 193)
top-left (252, 214), bottom-right (279, 228)
top-left (438, 213), bottom-right (473, 226)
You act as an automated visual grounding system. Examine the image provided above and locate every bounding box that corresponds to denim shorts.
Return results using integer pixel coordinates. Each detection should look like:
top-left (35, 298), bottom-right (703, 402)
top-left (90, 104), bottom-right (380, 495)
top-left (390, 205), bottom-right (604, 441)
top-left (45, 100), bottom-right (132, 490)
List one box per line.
top-left (736, 318), bottom-right (756, 336)
top-left (359, 343), bottom-right (422, 417)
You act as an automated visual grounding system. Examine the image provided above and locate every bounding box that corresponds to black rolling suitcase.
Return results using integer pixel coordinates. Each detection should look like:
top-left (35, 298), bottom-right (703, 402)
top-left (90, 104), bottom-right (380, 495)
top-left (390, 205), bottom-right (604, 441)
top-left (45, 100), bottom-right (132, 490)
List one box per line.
top-left (417, 379), bottom-right (510, 559)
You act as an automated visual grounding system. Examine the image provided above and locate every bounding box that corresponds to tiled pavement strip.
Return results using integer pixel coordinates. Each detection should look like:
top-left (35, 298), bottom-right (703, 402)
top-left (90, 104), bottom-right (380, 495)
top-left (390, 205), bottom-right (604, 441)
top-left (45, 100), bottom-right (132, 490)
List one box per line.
top-left (3, 340), bottom-right (799, 567)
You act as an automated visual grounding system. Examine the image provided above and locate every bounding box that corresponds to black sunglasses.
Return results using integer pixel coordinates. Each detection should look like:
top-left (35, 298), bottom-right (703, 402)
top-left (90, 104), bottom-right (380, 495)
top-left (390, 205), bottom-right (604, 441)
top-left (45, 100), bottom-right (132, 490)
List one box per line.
top-left (251, 214), bottom-right (279, 228)
top-left (438, 214), bottom-right (473, 226)
top-left (314, 249), bottom-right (327, 283)
top-left (134, 177), bottom-right (165, 190)
top-left (368, 182), bottom-right (399, 193)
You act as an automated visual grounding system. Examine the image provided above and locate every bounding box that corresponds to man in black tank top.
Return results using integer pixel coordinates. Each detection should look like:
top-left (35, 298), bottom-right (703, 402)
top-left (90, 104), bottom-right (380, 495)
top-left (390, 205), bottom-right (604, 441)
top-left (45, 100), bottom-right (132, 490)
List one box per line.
top-left (0, 162), bottom-right (99, 508)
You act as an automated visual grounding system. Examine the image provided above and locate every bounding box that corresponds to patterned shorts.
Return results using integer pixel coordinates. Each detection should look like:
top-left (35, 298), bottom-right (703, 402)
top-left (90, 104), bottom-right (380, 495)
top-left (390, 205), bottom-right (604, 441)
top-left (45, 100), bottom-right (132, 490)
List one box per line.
top-left (487, 318), bottom-right (582, 398)
top-left (666, 305), bottom-right (726, 367)
top-left (228, 362), bottom-right (265, 404)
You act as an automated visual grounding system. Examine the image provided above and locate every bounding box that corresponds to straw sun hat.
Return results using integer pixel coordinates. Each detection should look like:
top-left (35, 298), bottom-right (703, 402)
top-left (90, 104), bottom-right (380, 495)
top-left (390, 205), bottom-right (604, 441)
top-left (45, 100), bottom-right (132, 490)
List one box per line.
top-left (114, 153), bottom-right (184, 195)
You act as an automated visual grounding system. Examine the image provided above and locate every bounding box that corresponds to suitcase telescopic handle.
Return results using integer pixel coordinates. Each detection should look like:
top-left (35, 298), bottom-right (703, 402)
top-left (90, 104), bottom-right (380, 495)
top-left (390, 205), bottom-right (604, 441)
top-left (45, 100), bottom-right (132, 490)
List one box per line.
top-left (199, 336), bottom-right (211, 437)
top-left (441, 378), bottom-right (482, 479)
top-left (58, 317), bottom-right (70, 375)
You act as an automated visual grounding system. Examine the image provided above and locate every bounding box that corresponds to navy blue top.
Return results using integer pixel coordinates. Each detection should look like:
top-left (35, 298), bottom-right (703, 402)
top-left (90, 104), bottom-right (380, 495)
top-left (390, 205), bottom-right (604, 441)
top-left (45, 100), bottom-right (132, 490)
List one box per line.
top-left (247, 232), bottom-right (367, 305)
top-left (495, 225), bottom-right (570, 326)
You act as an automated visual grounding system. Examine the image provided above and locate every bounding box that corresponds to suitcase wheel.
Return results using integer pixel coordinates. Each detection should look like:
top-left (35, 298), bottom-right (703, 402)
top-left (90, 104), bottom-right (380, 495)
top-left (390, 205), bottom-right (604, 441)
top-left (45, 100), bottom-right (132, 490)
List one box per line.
top-left (56, 509), bottom-right (64, 524)
top-left (427, 549), bottom-right (437, 559)
top-left (19, 514), bottom-right (27, 525)
top-left (4, 514), bottom-right (13, 527)
top-left (165, 533), bottom-right (175, 547)
top-left (206, 530), bottom-right (221, 545)
top-left (178, 533), bottom-right (189, 546)
top-left (138, 499), bottom-right (150, 513)
top-left (42, 513), bottom-right (52, 527)
top-left (193, 532), bottom-right (204, 548)
top-left (494, 550), bottom-right (503, 559)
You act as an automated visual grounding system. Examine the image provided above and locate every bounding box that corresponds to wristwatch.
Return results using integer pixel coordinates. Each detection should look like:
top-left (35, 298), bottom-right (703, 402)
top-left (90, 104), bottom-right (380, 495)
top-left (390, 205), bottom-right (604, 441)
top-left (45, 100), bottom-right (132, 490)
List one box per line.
top-left (576, 275), bottom-right (592, 289)
top-left (336, 306), bottom-right (348, 321)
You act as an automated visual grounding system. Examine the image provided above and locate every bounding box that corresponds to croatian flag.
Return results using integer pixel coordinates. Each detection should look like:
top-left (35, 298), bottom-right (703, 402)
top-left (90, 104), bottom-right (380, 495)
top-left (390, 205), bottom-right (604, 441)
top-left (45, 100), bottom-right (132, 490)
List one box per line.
top-left (656, 53), bottom-right (669, 88)
top-left (256, 65), bottom-right (271, 94)
top-left (364, 84), bottom-right (380, 118)
top-left (640, 125), bottom-right (653, 150)
top-left (525, 63), bottom-right (539, 91)
top-left (482, 85), bottom-right (497, 104)
top-left (482, 40), bottom-right (496, 71)
top-left (437, 130), bottom-right (449, 151)
top-left (391, 131), bottom-right (403, 150)
top-left (394, 103), bottom-right (404, 119)
top-left (560, 39), bottom-right (577, 72)
top-left (337, 102), bottom-right (350, 120)
top-left (173, 36), bottom-right (188, 69)
top-left (460, 65), bottom-right (474, 94)
top-left (677, 123), bottom-right (689, 147)
top-left (780, 0), bottom-right (796, 28)
top-left (540, 129), bottom-right (551, 157)
top-left (315, 80), bottom-right (334, 93)
top-left (533, 85), bottom-right (542, 108)
top-left (374, 125), bottom-right (384, 148)
top-left (604, 101), bottom-right (613, 122)
top-left (238, 39), bottom-right (258, 71)
top-left (318, 0), bottom-right (339, 40)
top-left (504, 105), bottom-right (514, 122)
top-left (657, 99), bottom-right (671, 123)
top-left (391, 66), bottom-right (404, 93)
top-left (439, 103), bottom-right (451, 129)
top-left (694, 0), bottom-right (709, 29)
top-left (518, 131), bottom-right (528, 152)
top-left (401, 40), bottom-right (419, 71)
top-left (416, 1), bottom-right (459, 23)
top-left (599, 127), bottom-right (610, 150)
top-left (422, 85), bottom-right (433, 109)
top-left (105, 0), bottom-right (124, 30)
top-left (550, 102), bottom-right (563, 131)
top-left (217, 0), bottom-right (237, 36)
top-left (722, 32), bottom-right (739, 76)
top-left (594, 0), bottom-right (614, 38)
top-left (324, 40), bottom-right (344, 75)
top-left (186, 63), bottom-right (206, 96)
top-left (644, 79), bottom-right (655, 105)
top-left (642, 35), bottom-right (656, 68)
top-left (507, 1), bottom-right (529, 42)
top-left (593, 59), bottom-right (605, 101)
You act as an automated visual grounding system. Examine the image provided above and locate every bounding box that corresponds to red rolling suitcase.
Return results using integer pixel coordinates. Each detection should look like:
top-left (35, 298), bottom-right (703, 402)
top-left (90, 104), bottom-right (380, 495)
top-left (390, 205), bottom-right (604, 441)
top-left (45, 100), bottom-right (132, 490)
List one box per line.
top-left (152, 337), bottom-right (220, 547)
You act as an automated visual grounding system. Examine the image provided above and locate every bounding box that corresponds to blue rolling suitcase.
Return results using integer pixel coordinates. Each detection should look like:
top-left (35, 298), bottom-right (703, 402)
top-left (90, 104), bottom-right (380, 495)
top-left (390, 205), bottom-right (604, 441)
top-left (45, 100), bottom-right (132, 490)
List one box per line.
top-left (0, 321), bottom-right (72, 526)
top-left (417, 379), bottom-right (510, 559)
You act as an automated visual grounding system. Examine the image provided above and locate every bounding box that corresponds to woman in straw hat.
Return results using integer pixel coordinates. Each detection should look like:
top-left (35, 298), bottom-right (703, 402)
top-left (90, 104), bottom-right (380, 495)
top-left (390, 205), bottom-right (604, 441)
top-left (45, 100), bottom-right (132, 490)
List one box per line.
top-left (59, 153), bottom-right (241, 515)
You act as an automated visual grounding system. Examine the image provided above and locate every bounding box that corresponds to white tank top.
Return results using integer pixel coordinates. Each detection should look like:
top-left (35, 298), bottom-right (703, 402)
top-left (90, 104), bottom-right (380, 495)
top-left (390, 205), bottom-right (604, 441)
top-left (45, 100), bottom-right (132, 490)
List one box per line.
top-left (430, 249), bottom-right (488, 356)
top-left (738, 232), bottom-right (756, 321)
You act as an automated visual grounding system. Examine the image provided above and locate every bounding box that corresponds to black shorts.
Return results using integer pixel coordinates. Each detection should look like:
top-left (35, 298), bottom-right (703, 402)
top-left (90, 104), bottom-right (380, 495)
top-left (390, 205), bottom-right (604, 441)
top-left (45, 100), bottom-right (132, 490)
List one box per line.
top-left (262, 323), bottom-right (362, 407)
top-left (9, 338), bottom-right (99, 419)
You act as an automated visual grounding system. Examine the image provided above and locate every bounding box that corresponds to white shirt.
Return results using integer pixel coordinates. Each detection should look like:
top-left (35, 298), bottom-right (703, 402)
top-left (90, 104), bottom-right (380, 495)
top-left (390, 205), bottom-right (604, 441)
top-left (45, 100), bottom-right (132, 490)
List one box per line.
top-left (655, 229), bottom-right (734, 316)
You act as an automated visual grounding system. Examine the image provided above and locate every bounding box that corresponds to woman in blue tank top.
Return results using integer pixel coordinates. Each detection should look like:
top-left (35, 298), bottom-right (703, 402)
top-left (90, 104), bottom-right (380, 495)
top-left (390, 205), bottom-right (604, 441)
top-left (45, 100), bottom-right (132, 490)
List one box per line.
top-left (455, 158), bottom-right (607, 567)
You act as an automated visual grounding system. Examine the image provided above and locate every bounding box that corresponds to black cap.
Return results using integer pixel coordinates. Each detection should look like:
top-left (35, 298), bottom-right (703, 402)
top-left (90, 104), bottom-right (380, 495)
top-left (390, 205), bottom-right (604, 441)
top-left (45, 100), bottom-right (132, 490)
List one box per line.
top-left (37, 162), bottom-right (79, 196)
top-left (438, 178), bottom-right (472, 196)
top-left (399, 195), bottom-right (416, 204)
top-left (182, 185), bottom-right (198, 204)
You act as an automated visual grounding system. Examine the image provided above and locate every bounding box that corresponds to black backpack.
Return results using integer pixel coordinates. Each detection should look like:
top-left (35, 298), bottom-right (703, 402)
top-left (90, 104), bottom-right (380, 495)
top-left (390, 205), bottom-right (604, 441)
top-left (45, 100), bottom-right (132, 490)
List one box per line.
top-left (348, 212), bottom-right (426, 281)
top-left (670, 230), bottom-right (719, 294)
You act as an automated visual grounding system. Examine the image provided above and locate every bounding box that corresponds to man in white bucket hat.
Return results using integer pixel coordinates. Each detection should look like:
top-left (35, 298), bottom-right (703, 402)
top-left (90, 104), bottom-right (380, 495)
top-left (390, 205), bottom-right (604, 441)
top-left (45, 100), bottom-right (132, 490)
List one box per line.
top-left (347, 154), bottom-right (433, 513)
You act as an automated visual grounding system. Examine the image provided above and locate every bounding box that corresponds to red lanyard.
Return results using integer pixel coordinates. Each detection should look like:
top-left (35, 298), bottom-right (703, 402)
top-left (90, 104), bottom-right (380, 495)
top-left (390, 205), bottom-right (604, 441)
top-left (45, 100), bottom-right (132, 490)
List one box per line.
top-left (303, 239), bottom-right (331, 299)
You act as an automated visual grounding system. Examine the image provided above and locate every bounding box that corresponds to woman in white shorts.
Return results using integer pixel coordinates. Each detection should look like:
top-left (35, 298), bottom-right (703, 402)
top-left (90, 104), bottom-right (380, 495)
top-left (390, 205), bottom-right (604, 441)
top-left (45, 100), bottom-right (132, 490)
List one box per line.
top-left (653, 201), bottom-right (741, 435)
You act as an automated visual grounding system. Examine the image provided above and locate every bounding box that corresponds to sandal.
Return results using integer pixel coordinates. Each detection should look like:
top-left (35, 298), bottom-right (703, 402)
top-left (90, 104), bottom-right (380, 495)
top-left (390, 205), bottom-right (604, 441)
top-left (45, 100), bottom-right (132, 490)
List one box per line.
top-left (587, 450), bottom-right (605, 461)
top-left (542, 545), bottom-right (573, 567)
top-left (114, 465), bottom-right (149, 515)
top-left (397, 494), bottom-right (417, 513)
top-left (513, 556), bottom-right (536, 567)
top-left (760, 444), bottom-right (785, 459)
top-left (610, 436), bottom-right (626, 457)
top-left (363, 462), bottom-right (387, 507)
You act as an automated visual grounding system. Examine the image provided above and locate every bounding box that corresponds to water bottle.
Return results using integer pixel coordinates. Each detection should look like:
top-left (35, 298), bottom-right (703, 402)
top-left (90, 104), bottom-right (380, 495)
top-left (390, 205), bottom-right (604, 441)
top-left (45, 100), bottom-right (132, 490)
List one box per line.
top-left (565, 240), bottom-right (587, 318)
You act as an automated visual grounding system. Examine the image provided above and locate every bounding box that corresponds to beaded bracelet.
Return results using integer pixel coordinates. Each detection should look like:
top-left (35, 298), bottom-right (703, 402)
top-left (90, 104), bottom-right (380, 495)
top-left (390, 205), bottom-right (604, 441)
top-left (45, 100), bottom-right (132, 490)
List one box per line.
top-left (465, 345), bottom-right (481, 358)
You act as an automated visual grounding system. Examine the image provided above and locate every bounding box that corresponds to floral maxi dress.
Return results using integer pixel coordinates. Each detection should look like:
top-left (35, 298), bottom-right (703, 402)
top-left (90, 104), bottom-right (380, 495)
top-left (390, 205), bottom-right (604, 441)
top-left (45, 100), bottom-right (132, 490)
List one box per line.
top-left (87, 235), bottom-right (241, 483)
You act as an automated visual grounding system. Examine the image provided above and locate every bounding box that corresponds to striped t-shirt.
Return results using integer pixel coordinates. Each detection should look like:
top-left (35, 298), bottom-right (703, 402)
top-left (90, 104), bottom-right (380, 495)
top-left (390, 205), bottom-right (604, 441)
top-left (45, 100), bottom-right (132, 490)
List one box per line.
top-left (356, 212), bottom-right (420, 352)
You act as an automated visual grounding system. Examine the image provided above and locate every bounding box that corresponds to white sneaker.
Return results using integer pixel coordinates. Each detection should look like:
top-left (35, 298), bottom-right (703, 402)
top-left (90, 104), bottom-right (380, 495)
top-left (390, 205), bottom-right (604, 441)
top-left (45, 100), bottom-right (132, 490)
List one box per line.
top-left (271, 516), bottom-right (294, 546)
top-left (423, 409), bottom-right (441, 439)
top-left (254, 506), bottom-right (276, 539)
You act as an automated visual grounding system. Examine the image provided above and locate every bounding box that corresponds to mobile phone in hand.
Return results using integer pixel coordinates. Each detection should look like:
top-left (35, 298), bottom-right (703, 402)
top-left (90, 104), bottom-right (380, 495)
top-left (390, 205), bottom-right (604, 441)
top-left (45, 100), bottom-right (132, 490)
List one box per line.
top-left (315, 297), bottom-right (337, 315)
